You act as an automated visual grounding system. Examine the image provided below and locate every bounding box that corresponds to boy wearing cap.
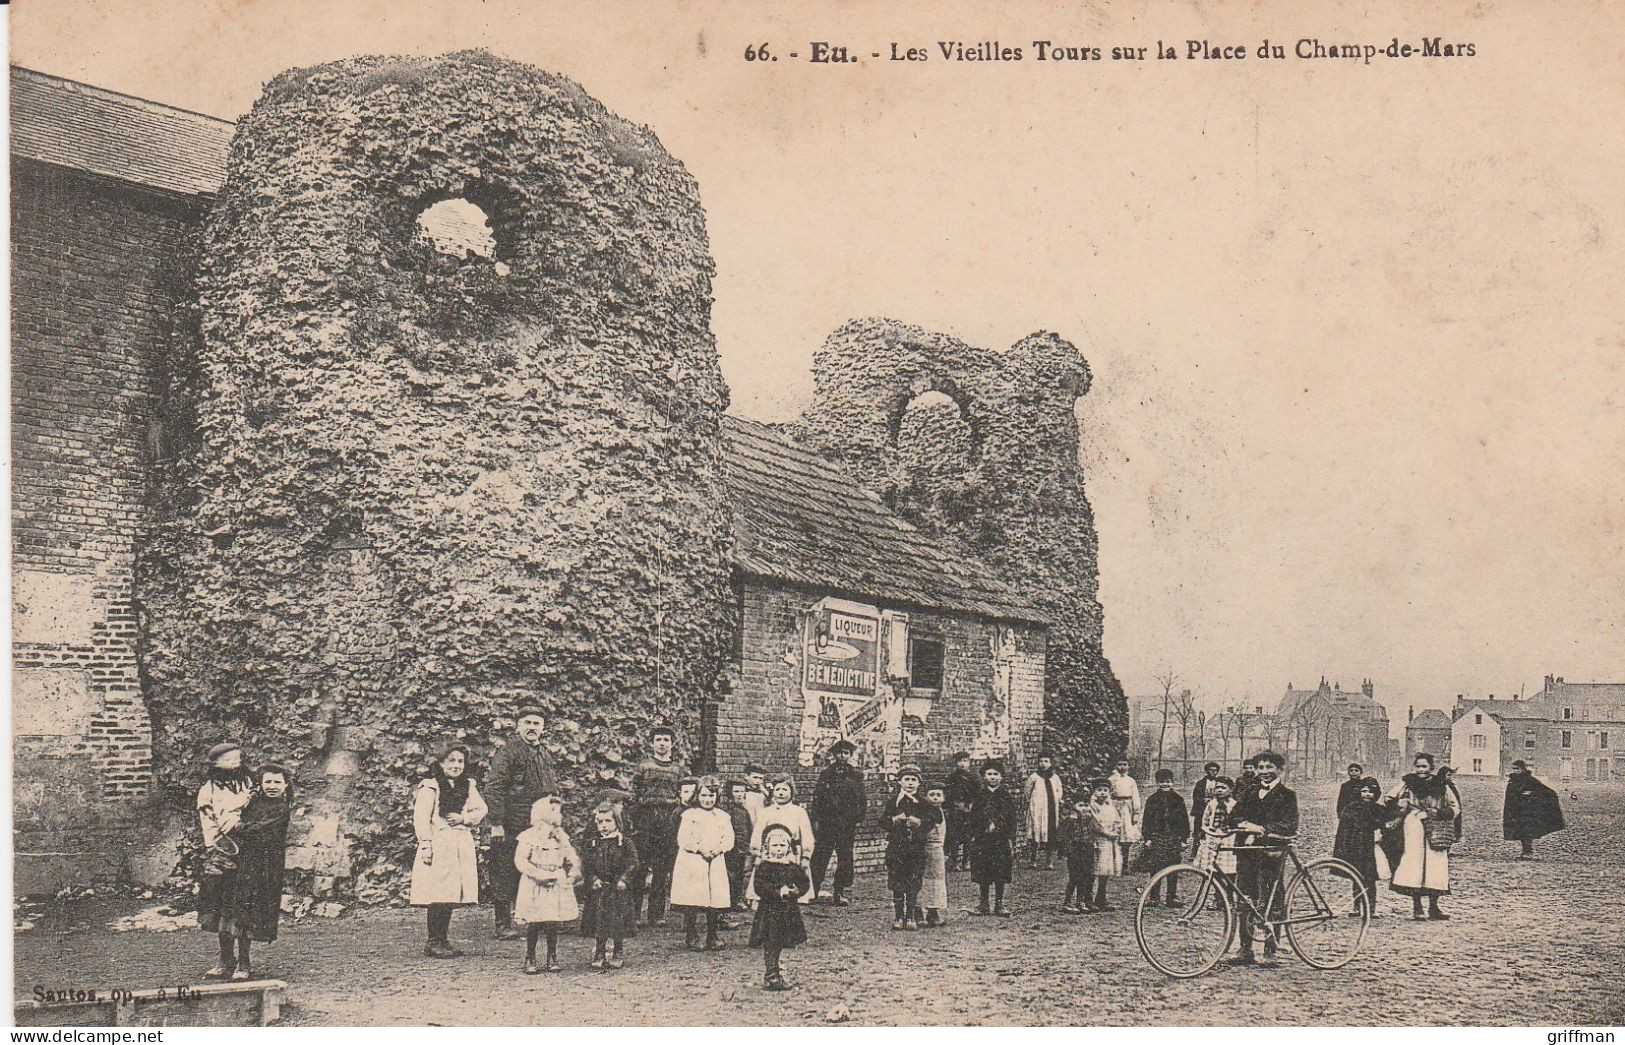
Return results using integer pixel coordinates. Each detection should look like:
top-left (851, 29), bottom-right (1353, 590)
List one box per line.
top-left (484, 707), bottom-right (559, 939)
top-left (810, 739), bottom-right (866, 905)
top-left (1140, 768), bottom-right (1190, 905)
top-left (882, 764), bottom-right (941, 930)
top-left (968, 759), bottom-right (1019, 916)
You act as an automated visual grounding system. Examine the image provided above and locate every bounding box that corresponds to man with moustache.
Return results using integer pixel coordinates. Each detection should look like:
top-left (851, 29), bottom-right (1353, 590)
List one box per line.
top-left (484, 706), bottom-right (559, 940)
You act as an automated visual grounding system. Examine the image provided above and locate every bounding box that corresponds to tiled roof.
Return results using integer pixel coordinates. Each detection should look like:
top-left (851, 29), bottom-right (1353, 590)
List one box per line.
top-left (10, 67), bottom-right (231, 197)
top-left (722, 416), bottom-right (1046, 624)
top-left (1407, 709), bottom-right (1452, 729)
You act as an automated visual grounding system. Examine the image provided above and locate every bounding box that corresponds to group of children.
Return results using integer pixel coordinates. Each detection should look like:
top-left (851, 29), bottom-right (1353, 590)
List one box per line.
top-left (500, 774), bottom-right (814, 988)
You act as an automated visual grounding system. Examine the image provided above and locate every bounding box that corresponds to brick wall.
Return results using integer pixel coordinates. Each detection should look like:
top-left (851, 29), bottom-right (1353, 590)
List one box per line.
top-left (714, 579), bottom-right (1046, 875)
top-left (10, 161), bottom-right (195, 892)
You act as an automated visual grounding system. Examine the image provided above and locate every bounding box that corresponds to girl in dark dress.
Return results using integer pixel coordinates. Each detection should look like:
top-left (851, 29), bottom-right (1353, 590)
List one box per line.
top-left (199, 763), bottom-right (292, 981)
top-left (580, 802), bottom-right (641, 970)
top-left (749, 825), bottom-right (810, 991)
top-left (882, 764), bottom-right (942, 931)
top-left (1332, 776), bottom-right (1384, 916)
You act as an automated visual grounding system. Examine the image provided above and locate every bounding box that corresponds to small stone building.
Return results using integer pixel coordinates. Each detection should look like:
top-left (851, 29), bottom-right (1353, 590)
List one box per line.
top-left (718, 416), bottom-right (1048, 869)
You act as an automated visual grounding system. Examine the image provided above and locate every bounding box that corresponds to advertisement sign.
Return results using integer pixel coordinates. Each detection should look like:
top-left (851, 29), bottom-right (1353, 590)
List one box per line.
top-left (804, 601), bottom-right (880, 697)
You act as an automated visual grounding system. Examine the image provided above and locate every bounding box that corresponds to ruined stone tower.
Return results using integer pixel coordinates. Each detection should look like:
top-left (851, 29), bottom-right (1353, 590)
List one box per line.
top-left (139, 52), bottom-right (732, 896)
top-left (798, 318), bottom-right (1126, 778)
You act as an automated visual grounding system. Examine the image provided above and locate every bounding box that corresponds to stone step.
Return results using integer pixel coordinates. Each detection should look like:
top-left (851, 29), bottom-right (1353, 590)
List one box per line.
top-left (14, 980), bottom-right (288, 1027)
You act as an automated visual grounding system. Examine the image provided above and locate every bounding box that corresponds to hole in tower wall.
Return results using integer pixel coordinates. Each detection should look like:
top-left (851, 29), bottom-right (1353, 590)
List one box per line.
top-left (897, 390), bottom-right (974, 479)
top-left (414, 198), bottom-right (504, 271)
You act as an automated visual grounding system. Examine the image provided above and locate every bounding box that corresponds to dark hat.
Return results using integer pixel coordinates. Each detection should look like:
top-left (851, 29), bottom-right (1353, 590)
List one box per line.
top-left (1037, 749), bottom-right (1055, 760)
top-left (1089, 777), bottom-right (1111, 789)
top-left (898, 763), bottom-right (923, 779)
top-left (1511, 759), bottom-right (1529, 770)
top-left (951, 750), bottom-right (972, 762)
top-left (1203, 761), bottom-right (1221, 772)
top-left (1213, 775), bottom-right (1235, 788)
top-left (1359, 776), bottom-right (1381, 791)
top-left (515, 706), bottom-right (547, 721)
top-left (1154, 768), bottom-right (1175, 782)
top-left (207, 741), bottom-right (242, 761)
top-left (745, 763), bottom-right (767, 775)
top-left (981, 758), bottom-right (1006, 775)
top-left (828, 740), bottom-right (856, 756)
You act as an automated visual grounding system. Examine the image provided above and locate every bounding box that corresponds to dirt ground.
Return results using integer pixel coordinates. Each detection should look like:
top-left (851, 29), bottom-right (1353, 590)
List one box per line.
top-left (14, 778), bottom-right (1625, 1026)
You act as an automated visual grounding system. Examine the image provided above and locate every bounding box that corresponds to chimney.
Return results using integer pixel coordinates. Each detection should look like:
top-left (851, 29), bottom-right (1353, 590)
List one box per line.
top-left (1408, 705), bottom-right (1414, 722)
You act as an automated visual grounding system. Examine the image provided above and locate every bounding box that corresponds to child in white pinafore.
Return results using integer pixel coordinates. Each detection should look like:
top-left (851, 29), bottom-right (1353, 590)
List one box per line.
top-left (672, 776), bottom-right (736, 951)
top-left (515, 795), bottom-right (580, 974)
top-left (917, 783), bottom-right (950, 926)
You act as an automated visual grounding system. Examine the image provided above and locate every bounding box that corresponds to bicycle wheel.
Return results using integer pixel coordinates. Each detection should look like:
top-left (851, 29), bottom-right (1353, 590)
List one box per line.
top-left (1135, 865), bottom-right (1234, 978)
top-left (1283, 857), bottom-right (1369, 969)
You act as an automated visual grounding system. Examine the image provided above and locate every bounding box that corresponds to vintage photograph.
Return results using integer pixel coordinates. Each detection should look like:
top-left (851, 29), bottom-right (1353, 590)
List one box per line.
top-left (7, 0), bottom-right (1624, 1030)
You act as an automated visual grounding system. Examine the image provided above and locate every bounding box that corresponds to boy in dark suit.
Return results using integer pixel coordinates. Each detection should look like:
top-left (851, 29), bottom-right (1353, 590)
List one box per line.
top-left (1226, 750), bottom-right (1299, 967)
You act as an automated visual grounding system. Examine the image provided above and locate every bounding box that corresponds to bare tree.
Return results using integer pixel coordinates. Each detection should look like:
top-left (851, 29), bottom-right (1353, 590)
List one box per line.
top-left (1173, 688), bottom-right (1201, 767)
top-left (1152, 669), bottom-right (1179, 769)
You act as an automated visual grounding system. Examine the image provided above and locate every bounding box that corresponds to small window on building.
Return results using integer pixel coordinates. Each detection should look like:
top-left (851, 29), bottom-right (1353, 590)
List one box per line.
top-left (1472, 758), bottom-right (1483, 773)
top-left (909, 635), bottom-right (945, 690)
top-left (1602, 733), bottom-right (1610, 750)
top-left (1561, 730), bottom-right (1572, 749)
top-left (1471, 734), bottom-right (1485, 750)
top-left (1563, 707), bottom-right (1574, 720)
top-left (1474, 713), bottom-right (1483, 725)
top-left (1524, 730), bottom-right (1536, 750)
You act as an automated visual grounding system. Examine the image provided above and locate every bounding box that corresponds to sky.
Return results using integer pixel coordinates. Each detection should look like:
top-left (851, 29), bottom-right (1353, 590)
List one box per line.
top-left (11, 0), bottom-right (1623, 731)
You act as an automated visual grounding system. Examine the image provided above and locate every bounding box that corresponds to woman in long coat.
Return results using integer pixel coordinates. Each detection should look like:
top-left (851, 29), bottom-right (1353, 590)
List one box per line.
top-left (410, 745), bottom-right (488, 957)
top-left (1386, 755), bottom-right (1461, 920)
top-left (671, 777), bottom-right (736, 950)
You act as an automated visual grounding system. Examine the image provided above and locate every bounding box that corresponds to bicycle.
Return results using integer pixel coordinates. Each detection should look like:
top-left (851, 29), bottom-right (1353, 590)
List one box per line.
top-left (1133, 832), bottom-right (1369, 978)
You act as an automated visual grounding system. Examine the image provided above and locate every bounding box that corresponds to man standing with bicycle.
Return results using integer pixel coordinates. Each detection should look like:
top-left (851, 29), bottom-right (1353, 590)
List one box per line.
top-left (1227, 750), bottom-right (1298, 968)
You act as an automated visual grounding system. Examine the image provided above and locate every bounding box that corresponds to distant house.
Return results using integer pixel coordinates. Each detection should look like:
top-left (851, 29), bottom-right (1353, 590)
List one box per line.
top-left (1405, 708), bottom-right (1453, 764)
top-left (1275, 678), bottom-right (1392, 779)
top-left (1447, 676), bottom-right (1625, 783)
top-left (1452, 703), bottom-right (1506, 777)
